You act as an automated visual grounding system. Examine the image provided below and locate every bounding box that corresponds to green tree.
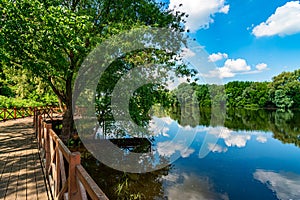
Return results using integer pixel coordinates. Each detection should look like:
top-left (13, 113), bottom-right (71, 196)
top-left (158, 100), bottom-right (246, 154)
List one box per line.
top-left (225, 81), bottom-right (252, 107)
top-left (0, 0), bottom-right (185, 141)
top-left (0, 66), bottom-right (14, 97)
top-left (239, 82), bottom-right (270, 108)
top-left (269, 69), bottom-right (300, 109)
top-left (194, 84), bottom-right (211, 107)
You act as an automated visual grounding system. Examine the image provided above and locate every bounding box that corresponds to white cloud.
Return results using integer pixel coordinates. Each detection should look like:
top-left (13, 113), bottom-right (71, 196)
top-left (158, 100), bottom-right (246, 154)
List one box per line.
top-left (208, 127), bottom-right (251, 148)
top-left (165, 71), bottom-right (190, 90)
top-left (253, 1), bottom-right (300, 37)
top-left (254, 169), bottom-right (300, 200)
top-left (208, 127), bottom-right (232, 138)
top-left (204, 58), bottom-right (269, 79)
top-left (157, 141), bottom-right (195, 158)
top-left (256, 63), bottom-right (268, 71)
top-left (219, 5), bottom-right (230, 14)
top-left (181, 48), bottom-right (196, 58)
top-left (205, 58), bottom-right (251, 78)
top-left (162, 173), bottom-right (179, 182)
top-left (208, 143), bottom-right (228, 153)
top-left (165, 173), bottom-right (229, 200)
top-left (169, 0), bottom-right (230, 32)
top-left (160, 117), bottom-right (173, 125)
top-left (224, 134), bottom-right (251, 148)
top-left (149, 117), bottom-right (170, 137)
top-left (208, 52), bottom-right (228, 62)
top-left (256, 135), bottom-right (267, 143)
top-left (224, 59), bottom-right (251, 71)
top-left (181, 148), bottom-right (195, 158)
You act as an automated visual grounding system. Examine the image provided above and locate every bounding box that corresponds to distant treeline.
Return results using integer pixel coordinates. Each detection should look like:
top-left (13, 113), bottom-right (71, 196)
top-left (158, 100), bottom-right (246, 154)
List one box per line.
top-left (173, 69), bottom-right (300, 110)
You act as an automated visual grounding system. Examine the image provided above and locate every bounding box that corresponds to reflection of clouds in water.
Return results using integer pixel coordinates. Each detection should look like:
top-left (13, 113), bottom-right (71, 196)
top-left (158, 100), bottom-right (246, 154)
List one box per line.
top-left (151, 116), bottom-right (197, 158)
top-left (157, 141), bottom-right (195, 158)
top-left (208, 127), bottom-right (269, 150)
top-left (160, 117), bottom-right (173, 125)
top-left (256, 135), bottom-right (267, 143)
top-left (163, 173), bottom-right (229, 200)
top-left (149, 117), bottom-right (170, 137)
top-left (151, 117), bottom-right (271, 157)
top-left (224, 134), bottom-right (251, 148)
top-left (209, 127), bottom-right (250, 148)
top-left (149, 116), bottom-right (196, 137)
top-left (178, 124), bottom-right (194, 131)
top-left (254, 169), bottom-right (300, 200)
top-left (208, 143), bottom-right (228, 153)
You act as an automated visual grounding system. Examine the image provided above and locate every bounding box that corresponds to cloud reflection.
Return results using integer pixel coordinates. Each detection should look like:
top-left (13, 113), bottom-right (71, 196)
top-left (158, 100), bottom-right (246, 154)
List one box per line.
top-left (149, 117), bottom-right (171, 137)
top-left (256, 135), bottom-right (267, 143)
top-left (208, 143), bottom-right (228, 153)
top-left (254, 169), bottom-right (300, 200)
top-left (208, 127), bottom-right (269, 150)
top-left (163, 173), bottom-right (229, 200)
top-left (208, 127), bottom-right (251, 148)
top-left (157, 141), bottom-right (195, 158)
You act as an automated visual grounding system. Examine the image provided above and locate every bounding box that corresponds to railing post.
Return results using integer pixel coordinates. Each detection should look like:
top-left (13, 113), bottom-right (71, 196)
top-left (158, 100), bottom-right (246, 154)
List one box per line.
top-left (38, 115), bottom-right (43, 147)
top-left (68, 152), bottom-right (81, 200)
top-left (14, 107), bottom-right (17, 119)
top-left (45, 123), bottom-right (52, 174)
top-left (37, 115), bottom-right (41, 145)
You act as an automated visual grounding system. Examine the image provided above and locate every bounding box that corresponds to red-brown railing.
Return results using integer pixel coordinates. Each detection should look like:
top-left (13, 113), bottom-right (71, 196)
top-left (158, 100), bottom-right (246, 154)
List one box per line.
top-left (0, 105), bottom-right (62, 122)
top-left (36, 115), bottom-right (109, 200)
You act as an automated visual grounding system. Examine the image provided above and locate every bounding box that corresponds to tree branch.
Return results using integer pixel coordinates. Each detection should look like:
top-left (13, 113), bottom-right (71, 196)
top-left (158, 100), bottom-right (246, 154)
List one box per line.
top-left (47, 76), bottom-right (66, 103)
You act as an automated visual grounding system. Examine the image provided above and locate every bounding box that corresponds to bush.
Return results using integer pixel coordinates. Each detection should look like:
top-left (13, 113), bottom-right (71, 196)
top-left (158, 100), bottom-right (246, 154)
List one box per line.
top-left (0, 95), bottom-right (45, 108)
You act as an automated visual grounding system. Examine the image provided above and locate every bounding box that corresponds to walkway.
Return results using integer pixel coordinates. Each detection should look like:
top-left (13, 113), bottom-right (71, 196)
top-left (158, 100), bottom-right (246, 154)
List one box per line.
top-left (0, 118), bottom-right (50, 200)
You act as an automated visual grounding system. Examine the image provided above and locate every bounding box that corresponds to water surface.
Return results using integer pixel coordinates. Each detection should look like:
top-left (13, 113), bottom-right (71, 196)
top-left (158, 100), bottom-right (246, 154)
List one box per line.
top-left (82, 109), bottom-right (300, 200)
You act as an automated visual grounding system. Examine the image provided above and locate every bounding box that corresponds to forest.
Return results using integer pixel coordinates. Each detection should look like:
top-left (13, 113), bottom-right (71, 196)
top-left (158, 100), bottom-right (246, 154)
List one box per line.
top-left (0, 67), bottom-right (299, 110)
top-left (175, 68), bottom-right (300, 110)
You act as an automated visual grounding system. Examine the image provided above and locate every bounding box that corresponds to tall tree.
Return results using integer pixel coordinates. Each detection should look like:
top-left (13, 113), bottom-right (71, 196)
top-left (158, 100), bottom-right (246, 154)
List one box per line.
top-left (269, 69), bottom-right (300, 109)
top-left (0, 0), bottom-right (185, 141)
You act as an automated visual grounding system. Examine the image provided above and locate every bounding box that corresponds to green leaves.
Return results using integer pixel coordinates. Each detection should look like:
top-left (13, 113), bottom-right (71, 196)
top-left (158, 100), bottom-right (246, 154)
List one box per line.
top-left (0, 0), bottom-right (185, 103)
top-left (269, 69), bottom-right (300, 109)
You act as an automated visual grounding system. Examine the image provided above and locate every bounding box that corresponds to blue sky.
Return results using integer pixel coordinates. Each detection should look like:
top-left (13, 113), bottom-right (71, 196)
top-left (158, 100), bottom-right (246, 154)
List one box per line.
top-left (163, 0), bottom-right (300, 83)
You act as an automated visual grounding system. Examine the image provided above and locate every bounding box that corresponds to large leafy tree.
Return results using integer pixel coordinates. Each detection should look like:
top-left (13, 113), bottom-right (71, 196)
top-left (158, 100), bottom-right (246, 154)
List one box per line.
top-left (0, 0), bottom-right (185, 141)
top-left (269, 69), bottom-right (300, 109)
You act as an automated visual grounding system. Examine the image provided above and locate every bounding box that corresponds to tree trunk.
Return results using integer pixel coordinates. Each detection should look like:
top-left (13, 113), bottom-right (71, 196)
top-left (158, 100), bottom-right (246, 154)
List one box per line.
top-left (61, 103), bottom-right (74, 142)
top-left (58, 97), bottom-right (64, 111)
top-left (61, 76), bottom-right (74, 143)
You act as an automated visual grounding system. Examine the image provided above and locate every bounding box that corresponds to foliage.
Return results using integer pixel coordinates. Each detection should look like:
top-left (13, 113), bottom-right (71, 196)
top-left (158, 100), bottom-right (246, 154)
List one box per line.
top-left (171, 69), bottom-right (300, 110)
top-left (0, 95), bottom-right (44, 108)
top-left (237, 82), bottom-right (270, 108)
top-left (0, 66), bottom-right (58, 103)
top-left (269, 69), bottom-right (300, 109)
top-left (0, 0), bottom-right (186, 140)
top-left (0, 67), bottom-right (14, 97)
top-left (225, 81), bottom-right (253, 107)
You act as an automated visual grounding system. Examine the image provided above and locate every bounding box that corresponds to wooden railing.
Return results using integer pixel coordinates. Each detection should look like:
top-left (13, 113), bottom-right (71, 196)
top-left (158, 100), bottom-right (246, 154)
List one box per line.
top-left (36, 115), bottom-right (109, 200)
top-left (0, 105), bottom-right (61, 122)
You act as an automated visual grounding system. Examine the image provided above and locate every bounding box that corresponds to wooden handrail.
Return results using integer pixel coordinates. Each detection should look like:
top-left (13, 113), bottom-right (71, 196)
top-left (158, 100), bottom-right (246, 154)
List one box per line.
top-left (36, 115), bottom-right (109, 200)
top-left (0, 105), bottom-right (62, 122)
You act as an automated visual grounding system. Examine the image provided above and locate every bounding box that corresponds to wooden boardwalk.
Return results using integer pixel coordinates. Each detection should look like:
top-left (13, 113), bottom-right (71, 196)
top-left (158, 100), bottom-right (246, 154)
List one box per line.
top-left (0, 118), bottom-right (50, 200)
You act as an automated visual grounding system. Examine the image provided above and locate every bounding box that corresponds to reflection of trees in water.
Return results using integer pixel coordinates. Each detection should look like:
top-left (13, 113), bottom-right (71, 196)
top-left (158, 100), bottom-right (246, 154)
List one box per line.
top-left (221, 109), bottom-right (300, 147)
top-left (167, 107), bottom-right (300, 148)
top-left (270, 110), bottom-right (300, 147)
top-left (82, 153), bottom-right (171, 200)
top-left (225, 109), bottom-right (300, 147)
